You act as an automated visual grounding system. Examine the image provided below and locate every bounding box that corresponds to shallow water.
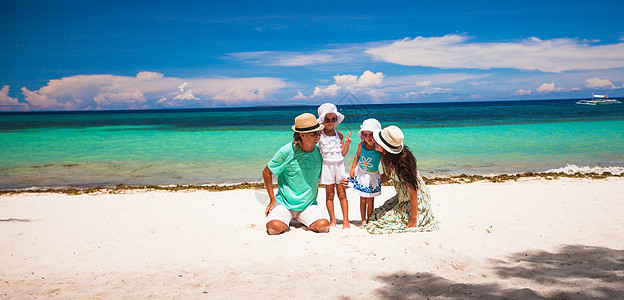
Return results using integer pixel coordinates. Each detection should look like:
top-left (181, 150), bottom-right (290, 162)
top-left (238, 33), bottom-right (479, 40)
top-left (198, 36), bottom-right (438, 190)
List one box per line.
top-left (1, 99), bottom-right (623, 189)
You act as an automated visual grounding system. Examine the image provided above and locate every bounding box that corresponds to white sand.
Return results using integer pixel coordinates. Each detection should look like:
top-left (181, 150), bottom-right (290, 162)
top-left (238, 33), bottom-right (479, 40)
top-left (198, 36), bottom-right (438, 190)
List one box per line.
top-left (1, 178), bottom-right (623, 299)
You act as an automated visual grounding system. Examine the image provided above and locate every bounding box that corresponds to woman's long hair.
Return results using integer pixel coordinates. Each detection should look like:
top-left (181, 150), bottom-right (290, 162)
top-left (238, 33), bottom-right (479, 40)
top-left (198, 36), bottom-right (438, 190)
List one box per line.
top-left (380, 145), bottom-right (418, 191)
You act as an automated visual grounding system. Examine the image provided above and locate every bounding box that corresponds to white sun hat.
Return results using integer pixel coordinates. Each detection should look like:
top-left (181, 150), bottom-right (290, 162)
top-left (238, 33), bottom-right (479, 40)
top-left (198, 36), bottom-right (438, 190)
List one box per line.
top-left (316, 103), bottom-right (345, 125)
top-left (373, 125), bottom-right (404, 154)
top-left (358, 118), bottom-right (381, 139)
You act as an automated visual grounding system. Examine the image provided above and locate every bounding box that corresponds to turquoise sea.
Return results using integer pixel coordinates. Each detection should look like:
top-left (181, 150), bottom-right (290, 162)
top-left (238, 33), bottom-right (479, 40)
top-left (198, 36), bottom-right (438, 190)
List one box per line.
top-left (1, 99), bottom-right (623, 189)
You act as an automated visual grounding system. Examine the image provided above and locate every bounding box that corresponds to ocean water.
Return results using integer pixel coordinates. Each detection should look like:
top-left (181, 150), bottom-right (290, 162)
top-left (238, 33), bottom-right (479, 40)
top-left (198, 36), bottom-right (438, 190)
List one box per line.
top-left (1, 99), bottom-right (623, 189)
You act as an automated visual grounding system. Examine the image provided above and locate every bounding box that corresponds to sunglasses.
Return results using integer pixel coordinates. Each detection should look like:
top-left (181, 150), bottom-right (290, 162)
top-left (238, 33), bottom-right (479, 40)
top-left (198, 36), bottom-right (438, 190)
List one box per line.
top-left (324, 116), bottom-right (338, 123)
top-left (306, 131), bottom-right (322, 136)
top-left (362, 132), bottom-right (373, 138)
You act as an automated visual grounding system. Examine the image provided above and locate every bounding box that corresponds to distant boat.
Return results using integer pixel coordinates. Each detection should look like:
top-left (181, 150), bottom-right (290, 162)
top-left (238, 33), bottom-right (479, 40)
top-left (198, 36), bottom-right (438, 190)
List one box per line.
top-left (576, 94), bottom-right (622, 105)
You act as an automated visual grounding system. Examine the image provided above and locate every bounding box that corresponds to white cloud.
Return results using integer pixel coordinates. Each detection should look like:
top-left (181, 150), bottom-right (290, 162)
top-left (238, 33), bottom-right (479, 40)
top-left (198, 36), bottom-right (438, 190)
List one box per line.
top-left (384, 73), bottom-right (488, 88)
top-left (18, 72), bottom-right (288, 111)
top-left (536, 82), bottom-right (565, 93)
top-left (585, 77), bottom-right (623, 89)
top-left (366, 34), bottom-right (624, 72)
top-left (513, 89), bottom-right (533, 96)
top-left (0, 86), bottom-right (29, 111)
top-left (227, 51), bottom-right (337, 66)
top-left (191, 77), bottom-right (287, 102)
top-left (402, 87), bottom-right (453, 98)
top-left (334, 70), bottom-right (384, 88)
top-left (468, 94), bottom-right (483, 100)
top-left (306, 71), bottom-right (386, 100)
top-left (298, 71), bottom-right (490, 101)
top-left (173, 82), bottom-right (200, 100)
top-left (289, 91), bottom-right (308, 100)
top-left (313, 84), bottom-right (340, 97)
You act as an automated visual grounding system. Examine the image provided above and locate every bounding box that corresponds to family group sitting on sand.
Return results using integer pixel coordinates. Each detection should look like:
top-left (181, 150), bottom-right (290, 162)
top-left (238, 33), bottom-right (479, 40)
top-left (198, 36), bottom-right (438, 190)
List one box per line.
top-left (262, 103), bottom-right (439, 235)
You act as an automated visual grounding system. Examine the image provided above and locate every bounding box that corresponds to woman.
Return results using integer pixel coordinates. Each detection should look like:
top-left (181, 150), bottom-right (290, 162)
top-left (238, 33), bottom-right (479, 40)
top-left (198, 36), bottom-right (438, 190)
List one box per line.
top-left (361, 125), bottom-right (439, 234)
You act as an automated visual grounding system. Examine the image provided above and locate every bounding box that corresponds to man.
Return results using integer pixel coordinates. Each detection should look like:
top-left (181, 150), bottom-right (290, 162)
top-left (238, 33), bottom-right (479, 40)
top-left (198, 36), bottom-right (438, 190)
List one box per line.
top-left (262, 113), bottom-right (331, 235)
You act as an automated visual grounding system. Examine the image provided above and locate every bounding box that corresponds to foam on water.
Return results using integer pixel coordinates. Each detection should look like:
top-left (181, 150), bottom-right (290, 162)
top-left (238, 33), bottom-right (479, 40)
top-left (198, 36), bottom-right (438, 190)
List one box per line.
top-left (545, 164), bottom-right (624, 175)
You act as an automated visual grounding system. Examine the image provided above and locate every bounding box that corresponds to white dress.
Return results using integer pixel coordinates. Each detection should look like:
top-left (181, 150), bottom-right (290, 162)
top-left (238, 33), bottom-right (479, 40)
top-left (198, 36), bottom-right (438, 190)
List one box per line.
top-left (318, 129), bottom-right (348, 185)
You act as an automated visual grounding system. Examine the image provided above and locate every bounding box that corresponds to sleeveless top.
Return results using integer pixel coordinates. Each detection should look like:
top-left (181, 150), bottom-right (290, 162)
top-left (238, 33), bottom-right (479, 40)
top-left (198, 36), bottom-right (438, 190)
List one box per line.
top-left (318, 129), bottom-right (343, 162)
top-left (358, 144), bottom-right (381, 173)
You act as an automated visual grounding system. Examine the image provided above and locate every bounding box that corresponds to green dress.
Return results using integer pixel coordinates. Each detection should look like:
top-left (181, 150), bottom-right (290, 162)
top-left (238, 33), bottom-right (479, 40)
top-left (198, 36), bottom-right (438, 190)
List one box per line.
top-left (362, 170), bottom-right (439, 234)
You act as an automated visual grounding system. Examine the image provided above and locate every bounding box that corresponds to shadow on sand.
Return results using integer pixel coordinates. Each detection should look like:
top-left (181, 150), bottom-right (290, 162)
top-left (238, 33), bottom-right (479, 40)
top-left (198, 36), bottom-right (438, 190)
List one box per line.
top-left (372, 245), bottom-right (624, 299)
top-left (0, 218), bottom-right (36, 222)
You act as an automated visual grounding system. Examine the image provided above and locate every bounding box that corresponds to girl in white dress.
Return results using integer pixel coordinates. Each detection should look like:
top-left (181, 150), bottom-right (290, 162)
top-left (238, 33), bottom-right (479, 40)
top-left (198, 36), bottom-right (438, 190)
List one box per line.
top-left (317, 103), bottom-right (352, 228)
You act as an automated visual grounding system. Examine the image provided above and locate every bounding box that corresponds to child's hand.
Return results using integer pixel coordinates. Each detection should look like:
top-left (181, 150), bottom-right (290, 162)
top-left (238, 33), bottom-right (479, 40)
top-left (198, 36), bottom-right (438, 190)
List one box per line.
top-left (339, 178), bottom-right (350, 189)
top-left (344, 131), bottom-right (352, 145)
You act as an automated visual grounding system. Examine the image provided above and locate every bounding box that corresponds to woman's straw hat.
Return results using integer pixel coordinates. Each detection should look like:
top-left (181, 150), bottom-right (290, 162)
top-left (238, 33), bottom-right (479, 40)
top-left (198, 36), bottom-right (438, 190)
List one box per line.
top-left (292, 113), bottom-right (325, 133)
top-left (374, 125), bottom-right (404, 154)
top-left (358, 118), bottom-right (381, 139)
top-left (316, 103), bottom-right (344, 125)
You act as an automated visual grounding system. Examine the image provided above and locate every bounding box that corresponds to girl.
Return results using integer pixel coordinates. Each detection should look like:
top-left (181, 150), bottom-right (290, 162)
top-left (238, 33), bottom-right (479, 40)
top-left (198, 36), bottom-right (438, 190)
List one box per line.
top-left (317, 103), bottom-right (352, 228)
top-left (349, 118), bottom-right (382, 226)
top-left (362, 125), bottom-right (438, 234)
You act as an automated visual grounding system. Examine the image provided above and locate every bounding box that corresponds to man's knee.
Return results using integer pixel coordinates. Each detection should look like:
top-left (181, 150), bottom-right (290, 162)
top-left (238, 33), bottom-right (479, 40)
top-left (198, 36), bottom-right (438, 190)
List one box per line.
top-left (266, 219), bottom-right (288, 235)
top-left (310, 219), bottom-right (330, 233)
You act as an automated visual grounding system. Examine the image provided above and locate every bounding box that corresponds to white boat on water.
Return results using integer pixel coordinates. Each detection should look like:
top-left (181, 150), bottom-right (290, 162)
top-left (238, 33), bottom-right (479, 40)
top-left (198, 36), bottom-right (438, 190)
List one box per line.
top-left (576, 94), bottom-right (621, 105)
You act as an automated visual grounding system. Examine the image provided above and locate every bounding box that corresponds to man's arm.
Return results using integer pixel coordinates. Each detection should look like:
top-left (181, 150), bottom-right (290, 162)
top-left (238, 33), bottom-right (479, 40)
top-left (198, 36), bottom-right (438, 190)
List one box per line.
top-left (262, 166), bottom-right (277, 216)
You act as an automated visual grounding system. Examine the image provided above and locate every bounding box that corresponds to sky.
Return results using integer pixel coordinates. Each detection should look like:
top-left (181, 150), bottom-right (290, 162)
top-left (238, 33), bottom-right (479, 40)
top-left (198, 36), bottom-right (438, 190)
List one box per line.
top-left (1, 0), bottom-right (624, 111)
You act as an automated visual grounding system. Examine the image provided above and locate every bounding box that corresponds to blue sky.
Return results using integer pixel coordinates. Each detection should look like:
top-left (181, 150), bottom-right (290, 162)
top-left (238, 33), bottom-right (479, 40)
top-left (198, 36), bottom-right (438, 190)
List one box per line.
top-left (1, 0), bottom-right (623, 111)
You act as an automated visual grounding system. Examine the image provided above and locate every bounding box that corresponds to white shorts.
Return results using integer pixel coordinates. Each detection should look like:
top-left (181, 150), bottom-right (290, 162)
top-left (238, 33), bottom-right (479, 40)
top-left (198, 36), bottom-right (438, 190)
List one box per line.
top-left (266, 204), bottom-right (328, 228)
top-left (320, 160), bottom-right (348, 185)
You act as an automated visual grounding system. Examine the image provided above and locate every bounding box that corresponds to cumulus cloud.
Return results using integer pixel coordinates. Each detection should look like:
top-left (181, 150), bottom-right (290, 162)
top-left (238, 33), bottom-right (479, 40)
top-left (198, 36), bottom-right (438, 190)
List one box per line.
top-left (305, 71), bottom-right (386, 100)
top-left (513, 89), bottom-right (533, 96)
top-left (17, 72), bottom-right (288, 111)
top-left (0, 86), bottom-right (29, 111)
top-left (297, 71), bottom-right (491, 102)
top-left (536, 82), bottom-right (565, 93)
top-left (173, 82), bottom-right (200, 100)
top-left (312, 84), bottom-right (340, 97)
top-left (366, 34), bottom-right (624, 72)
top-left (585, 77), bottom-right (623, 89)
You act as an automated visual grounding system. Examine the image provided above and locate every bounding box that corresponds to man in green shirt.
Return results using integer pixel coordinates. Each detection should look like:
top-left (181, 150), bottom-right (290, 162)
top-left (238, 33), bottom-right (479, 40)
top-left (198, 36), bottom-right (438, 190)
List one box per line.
top-left (262, 113), bottom-right (331, 235)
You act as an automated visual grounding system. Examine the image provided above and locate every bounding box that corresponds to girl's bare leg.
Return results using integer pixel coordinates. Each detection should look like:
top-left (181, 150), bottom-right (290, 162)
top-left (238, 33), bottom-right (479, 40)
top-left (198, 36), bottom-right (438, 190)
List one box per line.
top-left (366, 198), bottom-right (374, 221)
top-left (336, 183), bottom-right (350, 228)
top-left (360, 197), bottom-right (367, 225)
top-left (325, 184), bottom-right (337, 226)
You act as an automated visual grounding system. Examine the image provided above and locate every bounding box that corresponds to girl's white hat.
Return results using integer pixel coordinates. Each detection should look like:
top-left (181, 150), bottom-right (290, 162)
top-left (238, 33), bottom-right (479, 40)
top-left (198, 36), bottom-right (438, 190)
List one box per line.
top-left (374, 125), bottom-right (404, 154)
top-left (358, 118), bottom-right (381, 139)
top-left (317, 103), bottom-right (344, 125)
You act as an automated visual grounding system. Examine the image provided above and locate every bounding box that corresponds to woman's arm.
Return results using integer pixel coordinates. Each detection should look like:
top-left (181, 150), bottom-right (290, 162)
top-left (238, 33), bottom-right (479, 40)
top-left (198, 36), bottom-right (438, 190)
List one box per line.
top-left (380, 172), bottom-right (390, 183)
top-left (262, 166), bottom-right (277, 216)
top-left (407, 185), bottom-right (419, 228)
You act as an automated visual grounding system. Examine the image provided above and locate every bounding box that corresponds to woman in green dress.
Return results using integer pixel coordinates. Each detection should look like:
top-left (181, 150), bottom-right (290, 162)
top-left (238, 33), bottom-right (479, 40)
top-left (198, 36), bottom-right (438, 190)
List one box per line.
top-left (361, 126), bottom-right (439, 234)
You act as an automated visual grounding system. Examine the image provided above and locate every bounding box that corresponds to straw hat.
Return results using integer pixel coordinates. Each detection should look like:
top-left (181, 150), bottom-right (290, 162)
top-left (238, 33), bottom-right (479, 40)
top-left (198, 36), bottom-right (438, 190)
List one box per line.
top-left (374, 125), bottom-right (404, 154)
top-left (316, 103), bottom-right (344, 125)
top-left (292, 113), bottom-right (325, 133)
top-left (358, 118), bottom-right (381, 139)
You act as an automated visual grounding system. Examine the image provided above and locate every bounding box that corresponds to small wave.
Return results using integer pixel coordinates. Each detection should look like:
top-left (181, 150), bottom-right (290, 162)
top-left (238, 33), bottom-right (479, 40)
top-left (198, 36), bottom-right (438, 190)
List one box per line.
top-left (544, 164), bottom-right (624, 175)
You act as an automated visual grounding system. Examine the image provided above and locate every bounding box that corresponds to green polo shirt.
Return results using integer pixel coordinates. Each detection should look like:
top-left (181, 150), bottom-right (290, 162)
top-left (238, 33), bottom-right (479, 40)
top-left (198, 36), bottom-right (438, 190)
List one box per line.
top-left (268, 142), bottom-right (322, 211)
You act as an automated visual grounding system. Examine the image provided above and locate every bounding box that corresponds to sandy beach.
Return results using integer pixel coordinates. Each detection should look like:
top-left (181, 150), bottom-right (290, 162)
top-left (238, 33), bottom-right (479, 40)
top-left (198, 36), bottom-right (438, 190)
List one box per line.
top-left (1, 177), bottom-right (623, 299)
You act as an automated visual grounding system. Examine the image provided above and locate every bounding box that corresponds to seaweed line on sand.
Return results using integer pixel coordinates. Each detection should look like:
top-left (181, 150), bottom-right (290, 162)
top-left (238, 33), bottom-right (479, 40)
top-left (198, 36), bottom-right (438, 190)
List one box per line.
top-left (1, 172), bottom-right (622, 196)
